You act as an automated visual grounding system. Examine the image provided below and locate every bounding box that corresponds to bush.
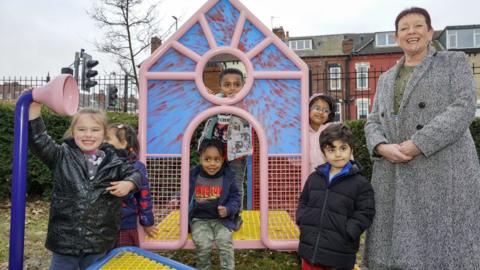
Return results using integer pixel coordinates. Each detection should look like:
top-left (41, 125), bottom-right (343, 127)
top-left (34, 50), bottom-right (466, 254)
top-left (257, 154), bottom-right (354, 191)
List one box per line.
top-left (1, 101), bottom-right (479, 200)
top-left (345, 120), bottom-right (372, 180)
top-left (470, 117), bottom-right (480, 158)
top-left (0, 103), bottom-right (138, 200)
top-left (0, 103), bottom-right (15, 200)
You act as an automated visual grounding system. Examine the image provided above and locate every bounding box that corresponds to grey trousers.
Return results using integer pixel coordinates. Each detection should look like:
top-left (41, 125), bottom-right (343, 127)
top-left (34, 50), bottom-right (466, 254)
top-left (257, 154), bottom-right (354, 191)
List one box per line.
top-left (191, 218), bottom-right (235, 270)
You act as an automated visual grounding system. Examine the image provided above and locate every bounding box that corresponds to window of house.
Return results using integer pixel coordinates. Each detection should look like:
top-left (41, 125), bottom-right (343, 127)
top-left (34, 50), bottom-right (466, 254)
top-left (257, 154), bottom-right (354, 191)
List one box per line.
top-left (375, 32), bottom-right (396, 47)
top-left (335, 102), bottom-right (342, 122)
top-left (356, 98), bottom-right (370, 119)
top-left (447, 28), bottom-right (480, 49)
top-left (329, 66), bottom-right (342, 90)
top-left (355, 63), bottom-right (369, 90)
top-left (288, 39), bottom-right (312, 50)
top-left (476, 29), bottom-right (480, 47)
top-left (448, 31), bottom-right (457, 48)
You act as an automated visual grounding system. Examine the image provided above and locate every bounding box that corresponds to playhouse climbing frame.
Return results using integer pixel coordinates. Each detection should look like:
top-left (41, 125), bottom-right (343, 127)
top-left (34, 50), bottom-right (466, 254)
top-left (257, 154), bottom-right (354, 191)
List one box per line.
top-left (137, 0), bottom-right (309, 250)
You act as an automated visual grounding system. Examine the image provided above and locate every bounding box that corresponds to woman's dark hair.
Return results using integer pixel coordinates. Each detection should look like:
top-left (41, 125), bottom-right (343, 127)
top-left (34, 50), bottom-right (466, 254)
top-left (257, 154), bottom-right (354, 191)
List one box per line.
top-left (319, 123), bottom-right (354, 153)
top-left (309, 94), bottom-right (336, 123)
top-left (219, 68), bottom-right (245, 85)
top-left (108, 123), bottom-right (140, 161)
top-left (198, 138), bottom-right (225, 158)
top-left (395, 7), bottom-right (432, 34)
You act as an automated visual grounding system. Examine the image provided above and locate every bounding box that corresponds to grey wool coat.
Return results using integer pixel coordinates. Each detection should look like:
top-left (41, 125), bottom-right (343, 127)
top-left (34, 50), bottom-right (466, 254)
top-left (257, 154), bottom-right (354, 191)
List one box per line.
top-left (364, 47), bottom-right (480, 270)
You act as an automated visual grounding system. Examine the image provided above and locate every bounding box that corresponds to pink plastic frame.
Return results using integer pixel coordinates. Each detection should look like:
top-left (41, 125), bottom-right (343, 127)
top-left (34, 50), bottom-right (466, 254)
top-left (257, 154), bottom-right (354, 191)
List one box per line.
top-left (138, 0), bottom-right (309, 250)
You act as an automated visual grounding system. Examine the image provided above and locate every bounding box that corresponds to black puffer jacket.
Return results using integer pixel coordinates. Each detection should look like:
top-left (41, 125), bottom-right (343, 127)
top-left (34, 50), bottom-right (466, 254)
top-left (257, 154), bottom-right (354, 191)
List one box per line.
top-left (29, 117), bottom-right (141, 256)
top-left (296, 161), bottom-right (375, 269)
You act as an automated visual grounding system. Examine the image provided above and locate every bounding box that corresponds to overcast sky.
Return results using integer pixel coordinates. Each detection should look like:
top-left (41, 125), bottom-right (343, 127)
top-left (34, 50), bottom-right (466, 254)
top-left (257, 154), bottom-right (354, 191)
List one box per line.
top-left (1, 0), bottom-right (479, 77)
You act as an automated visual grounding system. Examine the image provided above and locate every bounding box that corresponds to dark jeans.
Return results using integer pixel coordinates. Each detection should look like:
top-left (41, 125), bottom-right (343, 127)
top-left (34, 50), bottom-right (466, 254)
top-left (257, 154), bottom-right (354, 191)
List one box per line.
top-left (229, 158), bottom-right (246, 211)
top-left (49, 251), bottom-right (106, 270)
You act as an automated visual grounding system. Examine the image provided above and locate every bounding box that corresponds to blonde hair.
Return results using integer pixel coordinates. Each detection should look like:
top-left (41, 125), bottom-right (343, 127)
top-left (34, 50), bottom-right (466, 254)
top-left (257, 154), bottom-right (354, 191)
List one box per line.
top-left (63, 108), bottom-right (108, 139)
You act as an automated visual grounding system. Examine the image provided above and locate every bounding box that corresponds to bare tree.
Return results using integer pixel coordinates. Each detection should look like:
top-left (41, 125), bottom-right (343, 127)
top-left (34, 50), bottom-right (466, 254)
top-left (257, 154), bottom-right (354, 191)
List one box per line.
top-left (89, 0), bottom-right (160, 88)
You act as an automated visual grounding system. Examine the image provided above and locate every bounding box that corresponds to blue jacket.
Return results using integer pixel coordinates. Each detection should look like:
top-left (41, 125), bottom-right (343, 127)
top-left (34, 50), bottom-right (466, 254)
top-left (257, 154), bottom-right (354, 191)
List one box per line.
top-left (120, 160), bottom-right (155, 230)
top-left (188, 165), bottom-right (241, 231)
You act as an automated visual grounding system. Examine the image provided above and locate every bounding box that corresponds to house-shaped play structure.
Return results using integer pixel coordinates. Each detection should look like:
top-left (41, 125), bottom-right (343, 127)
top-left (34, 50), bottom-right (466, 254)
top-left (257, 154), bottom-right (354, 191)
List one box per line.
top-left (137, 0), bottom-right (309, 250)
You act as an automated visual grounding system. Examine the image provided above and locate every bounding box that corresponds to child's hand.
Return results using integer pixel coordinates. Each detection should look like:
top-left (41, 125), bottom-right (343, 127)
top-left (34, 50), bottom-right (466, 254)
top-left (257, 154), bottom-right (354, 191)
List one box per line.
top-left (29, 101), bottom-right (42, 120)
top-left (106, 181), bottom-right (135, 197)
top-left (143, 225), bottom-right (158, 238)
top-left (217, 206), bottom-right (228, 218)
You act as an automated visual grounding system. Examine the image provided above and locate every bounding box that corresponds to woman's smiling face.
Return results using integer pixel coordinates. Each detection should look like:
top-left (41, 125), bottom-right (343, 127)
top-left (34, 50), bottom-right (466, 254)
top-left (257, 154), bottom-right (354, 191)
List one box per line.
top-left (395, 13), bottom-right (433, 59)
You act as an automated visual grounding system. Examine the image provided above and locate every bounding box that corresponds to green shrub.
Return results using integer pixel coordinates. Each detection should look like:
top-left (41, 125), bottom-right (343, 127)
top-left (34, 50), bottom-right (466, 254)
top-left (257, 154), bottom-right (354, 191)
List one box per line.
top-left (470, 117), bottom-right (480, 158)
top-left (1, 101), bottom-right (479, 200)
top-left (0, 103), bottom-right (15, 200)
top-left (0, 103), bottom-right (138, 200)
top-left (345, 120), bottom-right (372, 180)
top-left (106, 111), bottom-right (139, 129)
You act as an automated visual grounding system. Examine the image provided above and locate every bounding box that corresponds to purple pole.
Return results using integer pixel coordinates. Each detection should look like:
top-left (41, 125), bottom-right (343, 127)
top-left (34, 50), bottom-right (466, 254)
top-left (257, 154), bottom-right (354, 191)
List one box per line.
top-left (9, 90), bottom-right (33, 270)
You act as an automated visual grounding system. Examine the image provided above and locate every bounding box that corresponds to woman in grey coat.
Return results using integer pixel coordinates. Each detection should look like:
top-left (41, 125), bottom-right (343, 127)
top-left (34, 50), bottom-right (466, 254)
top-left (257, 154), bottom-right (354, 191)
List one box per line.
top-left (364, 7), bottom-right (480, 269)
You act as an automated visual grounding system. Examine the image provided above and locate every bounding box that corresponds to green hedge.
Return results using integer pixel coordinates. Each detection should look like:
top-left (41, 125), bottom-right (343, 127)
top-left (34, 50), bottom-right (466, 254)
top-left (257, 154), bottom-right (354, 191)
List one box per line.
top-left (345, 120), bottom-right (373, 180)
top-left (470, 116), bottom-right (480, 158)
top-left (1, 102), bottom-right (479, 200)
top-left (0, 103), bottom-right (138, 200)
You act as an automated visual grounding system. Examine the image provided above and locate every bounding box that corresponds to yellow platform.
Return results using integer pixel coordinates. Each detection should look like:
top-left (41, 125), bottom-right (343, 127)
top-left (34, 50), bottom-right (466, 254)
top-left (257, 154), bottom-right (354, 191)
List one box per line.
top-left (147, 210), bottom-right (299, 241)
top-left (99, 251), bottom-right (174, 270)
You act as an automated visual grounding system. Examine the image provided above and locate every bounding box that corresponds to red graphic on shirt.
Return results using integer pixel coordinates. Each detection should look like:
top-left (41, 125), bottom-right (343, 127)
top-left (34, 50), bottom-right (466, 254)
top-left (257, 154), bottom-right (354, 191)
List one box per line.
top-left (195, 185), bottom-right (222, 199)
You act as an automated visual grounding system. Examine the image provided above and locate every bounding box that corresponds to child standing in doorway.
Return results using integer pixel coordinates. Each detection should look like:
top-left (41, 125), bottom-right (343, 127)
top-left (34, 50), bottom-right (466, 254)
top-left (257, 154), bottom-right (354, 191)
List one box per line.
top-left (106, 123), bottom-right (158, 247)
top-left (199, 68), bottom-right (252, 215)
top-left (297, 124), bottom-right (375, 270)
top-left (28, 104), bottom-right (141, 270)
top-left (189, 138), bottom-right (241, 270)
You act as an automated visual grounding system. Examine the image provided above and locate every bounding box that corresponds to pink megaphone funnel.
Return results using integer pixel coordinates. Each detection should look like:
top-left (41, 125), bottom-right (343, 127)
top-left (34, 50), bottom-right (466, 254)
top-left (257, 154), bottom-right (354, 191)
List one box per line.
top-left (32, 74), bottom-right (79, 116)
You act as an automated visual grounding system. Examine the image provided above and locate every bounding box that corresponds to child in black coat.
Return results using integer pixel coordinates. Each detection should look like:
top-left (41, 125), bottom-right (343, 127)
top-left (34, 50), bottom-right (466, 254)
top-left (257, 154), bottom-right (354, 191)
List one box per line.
top-left (296, 123), bottom-right (375, 270)
top-left (28, 104), bottom-right (141, 270)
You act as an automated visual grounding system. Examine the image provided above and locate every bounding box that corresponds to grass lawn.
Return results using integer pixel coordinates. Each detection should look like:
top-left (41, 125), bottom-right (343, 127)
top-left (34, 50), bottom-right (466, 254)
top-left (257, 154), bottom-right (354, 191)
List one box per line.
top-left (1, 199), bottom-right (367, 269)
top-left (0, 199), bottom-right (301, 270)
top-left (0, 200), bottom-right (50, 270)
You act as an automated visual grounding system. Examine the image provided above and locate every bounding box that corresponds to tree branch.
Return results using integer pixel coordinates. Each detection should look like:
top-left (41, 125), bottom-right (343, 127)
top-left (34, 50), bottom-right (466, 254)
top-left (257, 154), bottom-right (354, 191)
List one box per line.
top-left (89, 0), bottom-right (162, 88)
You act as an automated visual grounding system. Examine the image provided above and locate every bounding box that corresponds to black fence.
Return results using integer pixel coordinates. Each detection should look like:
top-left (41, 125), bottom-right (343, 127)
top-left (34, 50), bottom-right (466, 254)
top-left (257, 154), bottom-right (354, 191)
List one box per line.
top-left (309, 68), bottom-right (381, 121)
top-left (1, 63), bottom-right (479, 118)
top-left (0, 74), bottom-right (139, 113)
top-left (309, 64), bottom-right (480, 121)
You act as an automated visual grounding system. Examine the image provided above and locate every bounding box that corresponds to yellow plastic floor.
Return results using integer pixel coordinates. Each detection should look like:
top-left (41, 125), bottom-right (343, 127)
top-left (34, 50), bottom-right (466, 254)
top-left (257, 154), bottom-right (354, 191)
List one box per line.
top-left (100, 251), bottom-right (173, 270)
top-left (147, 210), bottom-right (299, 241)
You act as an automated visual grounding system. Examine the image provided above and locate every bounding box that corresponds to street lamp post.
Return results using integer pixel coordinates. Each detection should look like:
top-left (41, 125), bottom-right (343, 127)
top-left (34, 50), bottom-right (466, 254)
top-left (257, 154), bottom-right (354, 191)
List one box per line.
top-left (172, 16), bottom-right (178, 31)
top-left (270, 16), bottom-right (279, 29)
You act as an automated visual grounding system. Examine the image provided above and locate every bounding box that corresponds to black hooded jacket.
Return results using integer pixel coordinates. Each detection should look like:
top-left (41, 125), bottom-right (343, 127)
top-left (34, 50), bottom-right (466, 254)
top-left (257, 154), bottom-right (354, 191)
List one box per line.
top-left (296, 161), bottom-right (375, 269)
top-left (28, 117), bottom-right (141, 256)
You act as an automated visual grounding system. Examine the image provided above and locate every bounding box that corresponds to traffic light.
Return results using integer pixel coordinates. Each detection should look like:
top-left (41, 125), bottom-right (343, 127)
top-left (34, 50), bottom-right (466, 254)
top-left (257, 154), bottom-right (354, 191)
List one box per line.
top-left (61, 67), bottom-right (73, 75)
top-left (108, 85), bottom-right (119, 108)
top-left (81, 53), bottom-right (99, 91)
